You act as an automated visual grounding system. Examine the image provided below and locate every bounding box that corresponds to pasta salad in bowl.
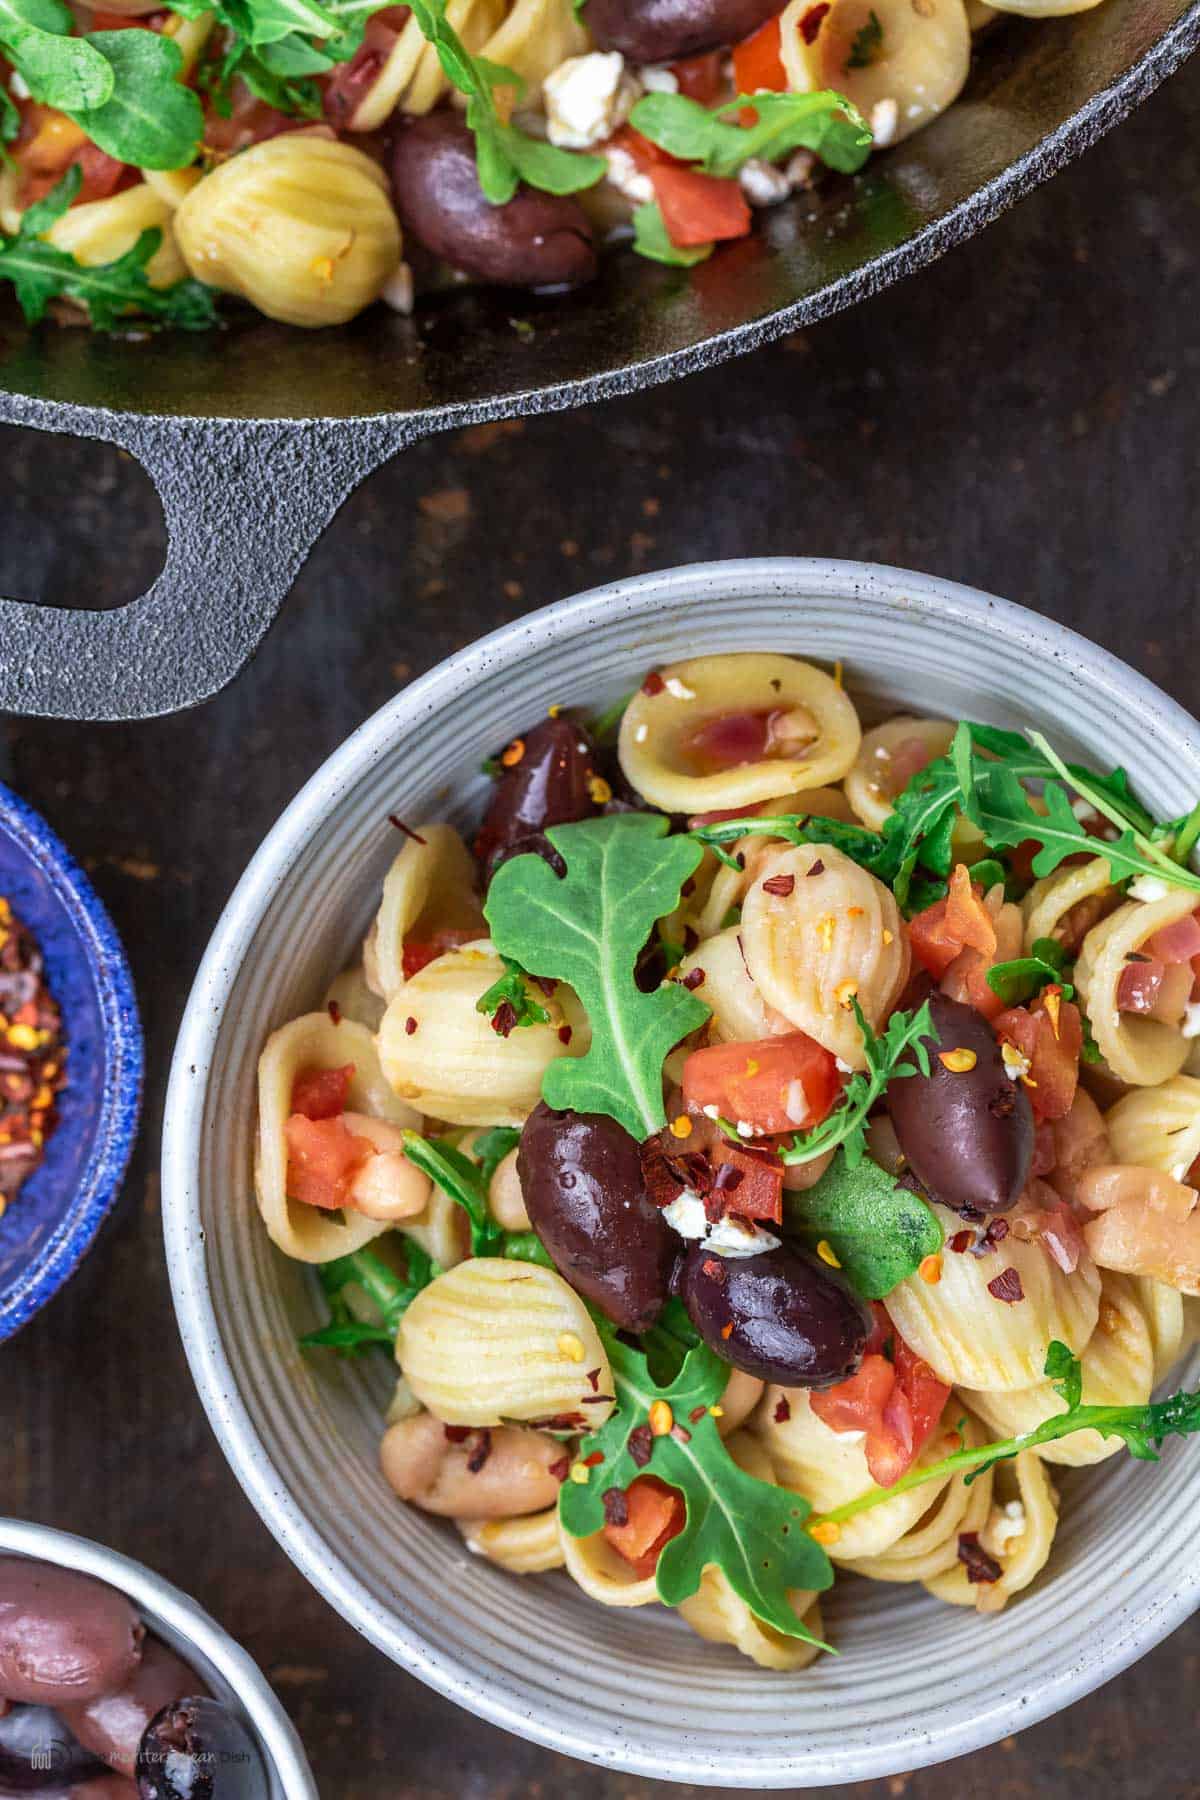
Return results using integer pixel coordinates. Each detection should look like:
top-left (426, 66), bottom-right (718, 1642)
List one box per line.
top-left (163, 561), bottom-right (1200, 1785)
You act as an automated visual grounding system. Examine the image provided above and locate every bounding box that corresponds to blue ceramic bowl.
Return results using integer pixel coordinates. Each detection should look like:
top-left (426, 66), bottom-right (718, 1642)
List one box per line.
top-left (0, 782), bottom-right (142, 1340)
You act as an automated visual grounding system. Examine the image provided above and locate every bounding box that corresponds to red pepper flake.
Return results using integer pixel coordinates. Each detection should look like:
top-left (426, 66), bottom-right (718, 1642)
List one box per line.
top-left (987, 1218), bottom-right (1010, 1244)
top-left (736, 933), bottom-right (749, 971)
top-left (533, 975), bottom-right (559, 997)
top-left (602, 1486), bottom-right (630, 1527)
top-left (491, 1000), bottom-right (518, 1038)
top-left (558, 1024), bottom-right (573, 1045)
top-left (807, 859), bottom-right (825, 877)
top-left (581, 1394), bottom-right (615, 1405)
top-left (774, 1396), bottom-right (791, 1424)
top-left (327, 999), bottom-right (342, 1026)
top-left (388, 816), bottom-right (427, 844)
top-left (799, 0), bottom-right (829, 40)
top-left (443, 1425), bottom-right (472, 1443)
top-left (586, 1366), bottom-right (601, 1392)
top-left (949, 1230), bottom-right (974, 1254)
top-left (762, 874), bottom-right (796, 898)
top-left (583, 1450), bottom-right (606, 1467)
top-left (734, 852), bottom-right (746, 872)
top-left (549, 1455), bottom-right (570, 1483)
top-left (466, 1428), bottom-right (493, 1474)
top-left (671, 1423), bottom-right (692, 1445)
top-left (642, 670), bottom-right (665, 696)
top-left (404, 1016), bottom-right (418, 1036)
top-left (627, 1424), bottom-right (654, 1467)
top-left (957, 1531), bottom-right (1002, 1584)
top-left (681, 967), bottom-right (705, 990)
top-left (689, 1404), bottom-right (709, 1424)
top-left (987, 1266), bottom-right (1025, 1304)
top-left (683, 924), bottom-right (699, 953)
top-left (701, 1257), bottom-right (725, 1283)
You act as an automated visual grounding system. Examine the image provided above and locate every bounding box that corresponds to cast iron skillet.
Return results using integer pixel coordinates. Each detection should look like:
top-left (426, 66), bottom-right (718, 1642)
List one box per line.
top-left (0, 0), bottom-right (1195, 722)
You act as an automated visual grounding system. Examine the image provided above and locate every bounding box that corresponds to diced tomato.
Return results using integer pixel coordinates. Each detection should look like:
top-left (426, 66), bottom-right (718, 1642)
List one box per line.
top-left (994, 987), bottom-right (1082, 1122)
top-left (1116, 958), bottom-right (1191, 1020)
top-left (290, 1063), bottom-right (354, 1122)
top-left (601, 1476), bottom-right (686, 1578)
top-left (202, 83), bottom-right (305, 155)
top-left (284, 1113), bottom-right (373, 1211)
top-left (711, 1139), bottom-right (784, 1225)
top-left (939, 947), bottom-right (1005, 1021)
top-left (15, 108), bottom-right (134, 207)
top-left (669, 50), bottom-right (723, 103)
top-left (401, 927), bottom-right (481, 981)
top-left (908, 865), bottom-right (996, 979)
top-left (606, 124), bottom-right (680, 172)
top-left (811, 1325), bottom-right (949, 1488)
top-left (682, 1032), bottom-right (841, 1135)
top-left (649, 163), bottom-right (751, 249)
top-left (323, 7), bottom-right (410, 128)
top-left (731, 17), bottom-right (786, 94)
top-left (1144, 912), bottom-right (1200, 964)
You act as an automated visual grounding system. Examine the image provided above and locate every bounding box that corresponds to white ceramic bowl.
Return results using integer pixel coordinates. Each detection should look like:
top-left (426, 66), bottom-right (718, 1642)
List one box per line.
top-left (161, 560), bottom-right (1200, 1788)
top-left (0, 1518), bottom-right (316, 1797)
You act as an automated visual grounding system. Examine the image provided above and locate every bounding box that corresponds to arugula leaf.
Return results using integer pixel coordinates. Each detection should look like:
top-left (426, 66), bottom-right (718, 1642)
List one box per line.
top-left (0, 167), bottom-right (219, 328)
top-left (400, 1131), bottom-right (505, 1256)
top-left (808, 1344), bottom-right (1200, 1531)
top-left (485, 815), bottom-right (709, 1140)
top-left (628, 89), bottom-right (872, 179)
top-left (0, 83), bottom-right (19, 146)
top-left (846, 8), bottom-right (883, 68)
top-left (589, 688), bottom-right (637, 741)
top-left (967, 722), bottom-right (1155, 836)
top-left (302, 1242), bottom-right (434, 1352)
top-left (0, 0), bottom-right (114, 112)
top-left (985, 937), bottom-right (1073, 1008)
top-left (770, 998), bottom-right (937, 1168)
top-left (472, 1125), bottom-right (521, 1187)
top-left (476, 954), bottom-right (552, 1035)
top-left (74, 29), bottom-right (204, 169)
top-left (787, 1150), bottom-right (942, 1298)
top-left (1163, 799), bottom-right (1200, 867)
top-left (631, 201), bottom-right (713, 268)
top-left (200, 34), bottom-right (324, 120)
top-left (559, 1334), bottom-right (833, 1640)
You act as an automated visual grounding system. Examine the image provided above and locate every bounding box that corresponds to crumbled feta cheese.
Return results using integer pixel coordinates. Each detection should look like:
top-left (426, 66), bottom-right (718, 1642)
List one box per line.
top-left (641, 64), bottom-right (679, 92)
top-left (1000, 1040), bottom-right (1031, 1082)
top-left (785, 149), bottom-right (817, 189)
top-left (544, 52), bottom-right (638, 150)
top-left (835, 1056), bottom-right (853, 1074)
top-left (702, 1103), bottom-right (720, 1120)
top-left (604, 144), bottom-right (654, 206)
top-left (706, 1213), bottom-right (781, 1257)
top-left (1129, 874), bottom-right (1172, 903)
top-left (664, 676), bottom-right (697, 701)
top-left (989, 1499), bottom-right (1026, 1550)
top-left (9, 71), bottom-right (30, 100)
top-left (1182, 1001), bottom-right (1200, 1040)
top-left (870, 97), bottom-right (899, 147)
top-left (739, 157), bottom-right (791, 207)
top-left (1070, 797), bottom-right (1097, 823)
top-left (662, 1191), bottom-right (708, 1240)
top-left (736, 1119), bottom-right (755, 1138)
top-left (784, 1078), bottom-right (809, 1125)
top-left (873, 744), bottom-right (892, 761)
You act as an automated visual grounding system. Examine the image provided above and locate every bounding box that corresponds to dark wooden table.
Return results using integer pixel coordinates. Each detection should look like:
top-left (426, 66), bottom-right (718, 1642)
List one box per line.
top-left (3, 53), bottom-right (1199, 1800)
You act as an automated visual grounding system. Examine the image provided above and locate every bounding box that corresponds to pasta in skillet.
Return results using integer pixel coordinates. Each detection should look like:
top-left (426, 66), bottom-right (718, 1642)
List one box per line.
top-left (256, 650), bottom-right (1200, 1674)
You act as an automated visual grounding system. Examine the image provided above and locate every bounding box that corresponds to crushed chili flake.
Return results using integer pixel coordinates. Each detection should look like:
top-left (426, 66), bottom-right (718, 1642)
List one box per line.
top-left (533, 975), bottom-right (559, 997)
top-left (327, 999), bottom-right (342, 1026)
top-left (586, 1366), bottom-right (601, 1392)
top-left (987, 1266), bottom-right (1025, 1304)
top-left (807, 859), bottom-right (825, 877)
top-left (774, 1396), bottom-right (791, 1424)
top-left (701, 1257), bottom-right (725, 1283)
top-left (602, 1486), bottom-right (630, 1528)
top-left (988, 1218), bottom-right (1010, 1244)
top-left (558, 1025), bottom-right (573, 1045)
top-left (671, 1423), bottom-right (692, 1445)
top-left (0, 901), bottom-right (66, 1211)
top-left (581, 1393), bottom-right (616, 1405)
top-left (466, 1428), bottom-right (493, 1474)
top-left (734, 852), bottom-right (746, 872)
top-left (404, 1016), bottom-right (418, 1036)
top-left (681, 967), bottom-right (706, 990)
top-left (443, 1425), bottom-right (472, 1443)
top-left (949, 1230), bottom-right (974, 1254)
top-left (387, 816), bottom-right (427, 844)
top-left (549, 1455), bottom-right (570, 1483)
top-left (491, 1000), bottom-right (519, 1038)
top-left (799, 0), bottom-right (830, 39)
top-left (762, 874), bottom-right (796, 898)
top-left (627, 1424), bottom-right (654, 1467)
top-left (642, 671), bottom-right (665, 696)
top-left (583, 1450), bottom-right (605, 1466)
top-left (689, 1404), bottom-right (709, 1424)
top-left (957, 1531), bottom-right (1002, 1584)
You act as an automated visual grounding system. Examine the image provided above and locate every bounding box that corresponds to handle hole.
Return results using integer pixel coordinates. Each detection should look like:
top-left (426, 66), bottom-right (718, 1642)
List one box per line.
top-left (0, 426), bottom-right (166, 611)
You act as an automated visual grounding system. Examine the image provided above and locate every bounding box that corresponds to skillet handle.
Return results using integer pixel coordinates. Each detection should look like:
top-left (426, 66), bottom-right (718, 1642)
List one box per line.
top-left (0, 416), bottom-right (412, 721)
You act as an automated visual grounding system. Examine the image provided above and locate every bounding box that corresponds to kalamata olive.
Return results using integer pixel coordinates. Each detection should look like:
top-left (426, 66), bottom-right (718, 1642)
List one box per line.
top-left (0, 1702), bottom-right (106, 1791)
top-left (390, 115), bottom-right (597, 291)
top-left (63, 1642), bottom-right (200, 1780)
top-left (0, 1563), bottom-right (143, 1708)
top-left (587, 0), bottom-right (786, 63)
top-left (887, 993), bottom-right (1034, 1215)
top-left (135, 1699), bottom-right (268, 1800)
top-left (475, 715), bottom-right (603, 884)
top-left (518, 1102), bottom-right (675, 1331)
top-left (679, 1243), bottom-right (872, 1387)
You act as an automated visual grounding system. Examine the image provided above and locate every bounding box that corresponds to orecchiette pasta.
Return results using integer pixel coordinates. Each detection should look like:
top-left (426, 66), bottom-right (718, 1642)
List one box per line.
top-left (256, 1012), bottom-right (427, 1262)
top-left (47, 184), bottom-right (187, 289)
top-left (885, 1203), bottom-right (1101, 1391)
top-left (691, 785), bottom-right (857, 942)
top-left (1021, 856), bottom-right (1117, 953)
top-left (324, 963), bottom-right (386, 1034)
top-left (677, 926), bottom-right (783, 1045)
top-left (558, 1516), bottom-right (661, 1607)
top-left (843, 717), bottom-right (955, 833)
top-left (364, 824), bottom-right (484, 1003)
top-left (739, 844), bottom-right (910, 1069)
top-left (460, 1506), bottom-right (565, 1573)
top-left (1074, 891), bottom-right (1200, 1086)
top-left (1105, 1075), bottom-right (1200, 1182)
top-left (347, 0), bottom-right (505, 129)
top-left (479, 0), bottom-right (589, 90)
top-left (377, 940), bottom-right (585, 1126)
top-left (396, 1258), bottom-right (615, 1427)
top-left (617, 655), bottom-right (862, 816)
top-left (837, 1412), bottom-right (994, 1583)
top-left (780, 0), bottom-right (972, 144)
top-left (1132, 1276), bottom-right (1186, 1384)
top-left (923, 1448), bottom-right (1058, 1613)
top-left (677, 1566), bottom-right (826, 1670)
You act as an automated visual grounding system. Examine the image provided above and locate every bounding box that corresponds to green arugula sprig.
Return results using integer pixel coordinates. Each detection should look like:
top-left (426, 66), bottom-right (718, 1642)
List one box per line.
top-left (984, 936), bottom-right (1074, 1008)
top-left (486, 814), bottom-right (710, 1140)
top-left (0, 167), bottom-right (218, 329)
top-left (476, 955), bottom-right (552, 1034)
top-left (786, 1150), bottom-right (942, 1297)
top-left (631, 203), bottom-right (713, 269)
top-left (0, 0), bottom-right (113, 110)
top-left (629, 89), bottom-right (872, 180)
top-left (302, 1242), bottom-right (434, 1352)
top-left (809, 1342), bottom-right (1200, 1530)
top-left (559, 1333), bottom-right (834, 1641)
top-left (399, 1127), bottom-right (552, 1266)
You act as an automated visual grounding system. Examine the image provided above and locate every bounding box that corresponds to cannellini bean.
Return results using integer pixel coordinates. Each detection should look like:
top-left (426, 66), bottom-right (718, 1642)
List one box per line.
top-left (1079, 1164), bottom-right (1200, 1295)
top-left (342, 1113), bottom-right (431, 1222)
top-left (488, 1149), bottom-right (530, 1232)
top-left (379, 1413), bottom-right (564, 1519)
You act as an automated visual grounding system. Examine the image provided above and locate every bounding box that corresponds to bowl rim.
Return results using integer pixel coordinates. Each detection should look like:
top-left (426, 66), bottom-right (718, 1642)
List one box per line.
top-left (161, 558), bottom-right (1200, 1786)
top-left (0, 1515), bottom-right (317, 1795)
top-left (0, 780), bottom-right (144, 1342)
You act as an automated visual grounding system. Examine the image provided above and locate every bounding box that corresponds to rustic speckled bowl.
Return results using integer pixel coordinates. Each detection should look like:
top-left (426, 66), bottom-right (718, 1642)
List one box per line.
top-left (0, 1518), bottom-right (316, 1796)
top-left (161, 561), bottom-right (1200, 1786)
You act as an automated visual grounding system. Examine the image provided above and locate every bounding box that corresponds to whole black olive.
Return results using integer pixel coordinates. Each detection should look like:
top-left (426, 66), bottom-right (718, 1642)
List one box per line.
top-left (475, 715), bottom-right (603, 885)
top-left (135, 1698), bottom-right (268, 1800)
top-left (587, 0), bottom-right (786, 63)
top-left (887, 994), bottom-right (1034, 1215)
top-left (679, 1243), bottom-right (872, 1387)
top-left (0, 1702), bottom-right (106, 1791)
top-left (64, 1640), bottom-right (200, 1780)
top-left (518, 1103), bottom-right (675, 1331)
top-left (390, 114), bottom-right (597, 291)
top-left (0, 1560), bottom-right (143, 1708)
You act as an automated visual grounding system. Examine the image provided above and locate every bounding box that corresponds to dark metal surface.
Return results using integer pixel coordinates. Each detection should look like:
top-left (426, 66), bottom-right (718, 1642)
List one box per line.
top-left (0, 0), bottom-right (1196, 721)
top-left (2, 53), bottom-right (1198, 1792)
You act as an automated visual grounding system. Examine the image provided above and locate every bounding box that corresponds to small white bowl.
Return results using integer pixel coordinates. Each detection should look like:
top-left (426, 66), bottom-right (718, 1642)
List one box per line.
top-left (161, 560), bottom-right (1200, 1788)
top-left (0, 1518), bottom-right (316, 1797)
